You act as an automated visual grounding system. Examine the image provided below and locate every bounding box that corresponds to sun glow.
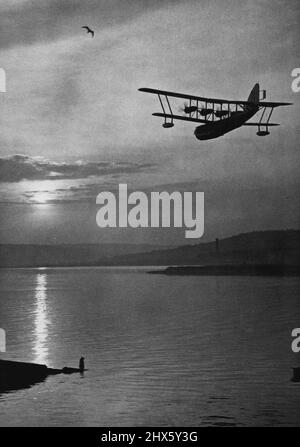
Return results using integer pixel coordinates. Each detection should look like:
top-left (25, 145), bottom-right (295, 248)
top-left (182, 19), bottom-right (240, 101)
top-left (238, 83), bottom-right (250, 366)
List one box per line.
top-left (32, 191), bottom-right (53, 204)
top-left (33, 273), bottom-right (50, 364)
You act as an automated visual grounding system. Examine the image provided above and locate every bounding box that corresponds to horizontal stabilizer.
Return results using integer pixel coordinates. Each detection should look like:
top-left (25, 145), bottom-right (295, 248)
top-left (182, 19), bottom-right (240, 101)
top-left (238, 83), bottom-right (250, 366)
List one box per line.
top-left (258, 101), bottom-right (292, 107)
top-left (243, 122), bottom-right (280, 126)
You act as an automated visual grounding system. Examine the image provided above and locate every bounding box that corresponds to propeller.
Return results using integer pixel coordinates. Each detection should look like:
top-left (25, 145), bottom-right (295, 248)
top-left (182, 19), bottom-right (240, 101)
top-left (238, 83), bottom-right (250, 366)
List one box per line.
top-left (178, 102), bottom-right (199, 114)
top-left (178, 102), bottom-right (189, 113)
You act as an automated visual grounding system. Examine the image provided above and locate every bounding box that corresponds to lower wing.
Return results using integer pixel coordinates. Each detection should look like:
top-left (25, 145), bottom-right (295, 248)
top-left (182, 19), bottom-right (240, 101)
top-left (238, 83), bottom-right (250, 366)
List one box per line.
top-left (152, 113), bottom-right (279, 126)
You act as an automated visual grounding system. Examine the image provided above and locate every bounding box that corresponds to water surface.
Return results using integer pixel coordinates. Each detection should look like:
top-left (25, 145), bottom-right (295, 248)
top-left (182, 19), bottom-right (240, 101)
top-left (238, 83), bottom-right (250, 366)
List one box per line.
top-left (0, 267), bottom-right (299, 426)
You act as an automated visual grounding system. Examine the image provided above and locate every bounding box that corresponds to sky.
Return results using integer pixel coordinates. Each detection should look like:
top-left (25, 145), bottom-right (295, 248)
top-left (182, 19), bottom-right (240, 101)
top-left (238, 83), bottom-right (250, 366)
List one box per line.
top-left (0, 0), bottom-right (299, 245)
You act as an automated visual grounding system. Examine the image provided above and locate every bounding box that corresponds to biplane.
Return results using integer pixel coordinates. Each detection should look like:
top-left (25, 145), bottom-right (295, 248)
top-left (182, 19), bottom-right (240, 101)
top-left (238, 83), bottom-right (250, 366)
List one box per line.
top-left (138, 83), bottom-right (292, 140)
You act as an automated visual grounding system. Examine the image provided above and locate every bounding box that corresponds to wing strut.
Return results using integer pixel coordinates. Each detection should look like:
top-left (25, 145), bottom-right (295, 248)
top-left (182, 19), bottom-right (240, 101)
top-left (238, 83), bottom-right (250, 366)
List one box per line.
top-left (257, 106), bottom-right (274, 136)
top-left (158, 94), bottom-right (174, 128)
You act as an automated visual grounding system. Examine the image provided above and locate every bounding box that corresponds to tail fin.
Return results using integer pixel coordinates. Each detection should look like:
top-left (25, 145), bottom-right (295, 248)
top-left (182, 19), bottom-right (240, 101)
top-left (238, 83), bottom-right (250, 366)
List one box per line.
top-left (247, 83), bottom-right (260, 104)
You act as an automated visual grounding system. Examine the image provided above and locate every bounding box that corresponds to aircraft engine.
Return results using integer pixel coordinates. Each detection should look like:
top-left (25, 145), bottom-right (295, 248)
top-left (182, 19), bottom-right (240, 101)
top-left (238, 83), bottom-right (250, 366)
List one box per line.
top-left (179, 102), bottom-right (199, 114)
top-left (200, 108), bottom-right (214, 116)
top-left (215, 110), bottom-right (229, 118)
top-left (183, 106), bottom-right (198, 114)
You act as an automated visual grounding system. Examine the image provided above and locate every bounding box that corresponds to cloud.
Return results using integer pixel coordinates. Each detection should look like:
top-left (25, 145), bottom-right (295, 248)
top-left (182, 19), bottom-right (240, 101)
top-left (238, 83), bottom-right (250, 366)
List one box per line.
top-left (0, 154), bottom-right (156, 182)
top-left (1, 0), bottom-right (298, 163)
top-left (0, 0), bottom-right (183, 51)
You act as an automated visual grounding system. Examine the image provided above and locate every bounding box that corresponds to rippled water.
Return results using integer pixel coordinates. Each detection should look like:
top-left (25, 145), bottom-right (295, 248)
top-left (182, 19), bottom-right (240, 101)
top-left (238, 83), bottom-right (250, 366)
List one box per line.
top-left (0, 267), bottom-right (299, 426)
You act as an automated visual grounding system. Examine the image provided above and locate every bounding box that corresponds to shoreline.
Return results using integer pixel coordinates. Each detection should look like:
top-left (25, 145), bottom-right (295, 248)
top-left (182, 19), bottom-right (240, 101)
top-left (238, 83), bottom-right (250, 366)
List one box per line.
top-left (149, 264), bottom-right (300, 276)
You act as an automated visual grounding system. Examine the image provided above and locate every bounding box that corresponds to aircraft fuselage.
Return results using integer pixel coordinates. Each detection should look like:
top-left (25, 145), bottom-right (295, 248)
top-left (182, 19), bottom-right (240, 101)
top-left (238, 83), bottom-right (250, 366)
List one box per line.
top-left (194, 106), bottom-right (259, 140)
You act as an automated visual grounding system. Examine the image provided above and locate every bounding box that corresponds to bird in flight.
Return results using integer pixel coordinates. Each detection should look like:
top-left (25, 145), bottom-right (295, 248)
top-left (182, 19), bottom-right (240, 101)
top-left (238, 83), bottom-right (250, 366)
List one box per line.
top-left (82, 26), bottom-right (94, 38)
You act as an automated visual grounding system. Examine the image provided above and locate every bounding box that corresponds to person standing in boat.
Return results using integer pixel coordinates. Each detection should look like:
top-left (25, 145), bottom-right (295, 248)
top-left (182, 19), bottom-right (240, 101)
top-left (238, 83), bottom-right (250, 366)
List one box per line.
top-left (79, 357), bottom-right (85, 372)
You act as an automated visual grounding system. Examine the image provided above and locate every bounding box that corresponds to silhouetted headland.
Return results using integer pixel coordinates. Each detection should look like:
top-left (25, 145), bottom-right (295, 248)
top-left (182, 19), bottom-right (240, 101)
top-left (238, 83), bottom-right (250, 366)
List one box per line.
top-left (110, 230), bottom-right (300, 267)
top-left (0, 359), bottom-right (86, 394)
top-left (0, 230), bottom-right (299, 269)
top-left (0, 243), bottom-right (166, 268)
top-left (149, 264), bottom-right (300, 276)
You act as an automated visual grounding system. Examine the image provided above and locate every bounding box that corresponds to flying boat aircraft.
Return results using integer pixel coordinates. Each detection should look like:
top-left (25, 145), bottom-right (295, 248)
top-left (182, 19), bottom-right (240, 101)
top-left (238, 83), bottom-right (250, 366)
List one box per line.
top-left (138, 83), bottom-right (292, 140)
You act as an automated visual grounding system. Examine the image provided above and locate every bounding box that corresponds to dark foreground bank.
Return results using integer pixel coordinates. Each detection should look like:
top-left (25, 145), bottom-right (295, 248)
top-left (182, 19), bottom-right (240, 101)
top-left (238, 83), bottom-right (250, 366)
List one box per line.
top-left (0, 359), bottom-right (84, 393)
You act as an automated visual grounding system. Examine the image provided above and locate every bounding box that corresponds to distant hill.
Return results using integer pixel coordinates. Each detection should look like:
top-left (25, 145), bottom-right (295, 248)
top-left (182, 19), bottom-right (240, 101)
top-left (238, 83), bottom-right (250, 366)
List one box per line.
top-left (0, 243), bottom-right (168, 268)
top-left (0, 230), bottom-right (299, 268)
top-left (104, 230), bottom-right (300, 267)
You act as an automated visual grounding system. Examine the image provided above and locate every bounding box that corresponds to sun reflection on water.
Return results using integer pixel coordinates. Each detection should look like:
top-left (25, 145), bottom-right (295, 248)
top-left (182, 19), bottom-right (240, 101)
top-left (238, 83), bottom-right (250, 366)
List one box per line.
top-left (33, 273), bottom-right (50, 364)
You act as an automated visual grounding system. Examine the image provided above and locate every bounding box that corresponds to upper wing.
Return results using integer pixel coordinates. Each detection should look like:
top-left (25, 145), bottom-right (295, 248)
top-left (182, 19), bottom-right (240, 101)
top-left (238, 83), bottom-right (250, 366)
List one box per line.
top-left (139, 88), bottom-right (292, 107)
top-left (139, 88), bottom-right (249, 105)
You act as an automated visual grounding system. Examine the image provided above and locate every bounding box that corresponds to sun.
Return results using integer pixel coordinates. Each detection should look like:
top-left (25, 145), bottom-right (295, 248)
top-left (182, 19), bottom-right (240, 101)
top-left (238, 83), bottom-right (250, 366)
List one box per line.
top-left (33, 191), bottom-right (53, 204)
